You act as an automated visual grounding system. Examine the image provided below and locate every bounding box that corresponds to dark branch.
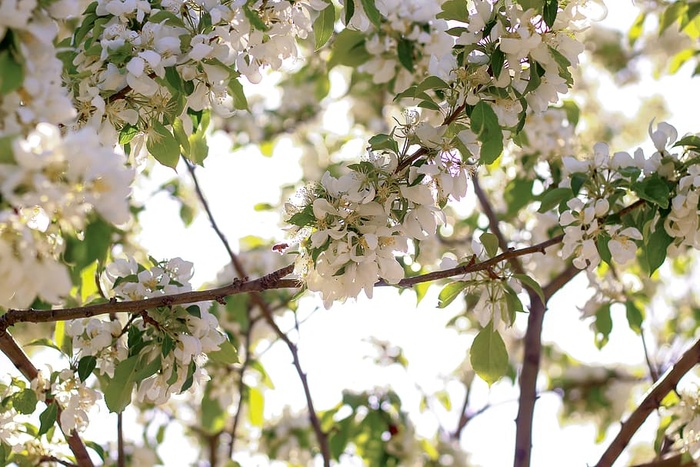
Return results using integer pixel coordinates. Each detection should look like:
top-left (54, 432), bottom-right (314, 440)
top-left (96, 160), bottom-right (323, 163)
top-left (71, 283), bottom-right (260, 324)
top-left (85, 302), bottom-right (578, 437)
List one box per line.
top-left (596, 336), bottom-right (700, 466)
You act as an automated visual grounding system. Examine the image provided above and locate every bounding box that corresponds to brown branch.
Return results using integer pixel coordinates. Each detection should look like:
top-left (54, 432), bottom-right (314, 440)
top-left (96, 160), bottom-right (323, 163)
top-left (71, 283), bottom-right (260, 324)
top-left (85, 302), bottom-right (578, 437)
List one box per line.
top-left (473, 174), bottom-right (546, 467)
top-left (596, 336), bottom-right (700, 467)
top-left (0, 333), bottom-right (94, 467)
top-left (0, 266), bottom-right (297, 331)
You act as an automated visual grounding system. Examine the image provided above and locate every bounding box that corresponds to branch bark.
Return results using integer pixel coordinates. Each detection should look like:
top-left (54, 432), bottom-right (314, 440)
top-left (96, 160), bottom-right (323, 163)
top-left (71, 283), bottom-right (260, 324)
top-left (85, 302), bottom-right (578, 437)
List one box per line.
top-left (596, 336), bottom-right (700, 466)
top-left (0, 333), bottom-right (94, 467)
top-left (472, 175), bottom-right (582, 467)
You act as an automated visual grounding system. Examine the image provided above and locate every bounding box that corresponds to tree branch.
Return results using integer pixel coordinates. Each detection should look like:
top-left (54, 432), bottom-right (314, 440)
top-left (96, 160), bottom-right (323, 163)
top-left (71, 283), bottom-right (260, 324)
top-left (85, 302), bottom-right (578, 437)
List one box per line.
top-left (0, 333), bottom-right (94, 467)
top-left (186, 163), bottom-right (331, 466)
top-left (0, 266), bottom-right (297, 331)
top-left (596, 336), bottom-right (700, 466)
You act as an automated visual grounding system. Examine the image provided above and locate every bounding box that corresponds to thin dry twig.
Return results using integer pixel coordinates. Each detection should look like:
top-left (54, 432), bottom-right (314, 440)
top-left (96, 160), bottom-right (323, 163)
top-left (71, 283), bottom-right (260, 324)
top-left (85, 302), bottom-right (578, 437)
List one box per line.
top-left (186, 163), bottom-right (331, 466)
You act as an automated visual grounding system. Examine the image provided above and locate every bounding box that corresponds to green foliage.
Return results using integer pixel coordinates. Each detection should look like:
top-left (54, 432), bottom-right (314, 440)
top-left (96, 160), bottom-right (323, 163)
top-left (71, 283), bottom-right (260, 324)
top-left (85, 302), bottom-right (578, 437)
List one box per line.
top-left (469, 101), bottom-right (504, 164)
top-left (147, 120), bottom-right (181, 169)
top-left (104, 355), bottom-right (140, 412)
top-left (314, 3), bottom-right (336, 50)
top-left (470, 321), bottom-right (509, 385)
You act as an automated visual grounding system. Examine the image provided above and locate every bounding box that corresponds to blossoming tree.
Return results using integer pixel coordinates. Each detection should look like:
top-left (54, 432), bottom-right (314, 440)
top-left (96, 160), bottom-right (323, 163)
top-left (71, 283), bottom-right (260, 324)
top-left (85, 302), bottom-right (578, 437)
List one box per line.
top-left (1, 0), bottom-right (700, 465)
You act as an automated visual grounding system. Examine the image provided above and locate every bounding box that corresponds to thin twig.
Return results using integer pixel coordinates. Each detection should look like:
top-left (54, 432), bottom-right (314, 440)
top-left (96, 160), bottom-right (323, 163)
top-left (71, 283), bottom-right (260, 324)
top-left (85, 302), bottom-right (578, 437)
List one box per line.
top-left (117, 413), bottom-right (125, 467)
top-left (228, 318), bottom-right (254, 458)
top-left (185, 160), bottom-right (237, 265)
top-left (596, 336), bottom-right (700, 466)
top-left (186, 163), bottom-right (331, 466)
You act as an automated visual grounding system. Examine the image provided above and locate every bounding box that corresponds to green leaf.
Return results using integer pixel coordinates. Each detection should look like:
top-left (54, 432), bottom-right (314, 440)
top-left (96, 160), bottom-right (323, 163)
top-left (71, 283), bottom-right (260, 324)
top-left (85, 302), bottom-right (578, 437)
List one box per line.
top-left (470, 101), bottom-right (503, 164)
top-left (594, 304), bottom-right (612, 349)
top-left (416, 76), bottom-right (449, 93)
top-left (538, 187), bottom-right (573, 213)
top-left (438, 282), bottom-right (466, 308)
top-left (504, 177), bottom-right (534, 218)
top-left (503, 287), bottom-right (523, 325)
top-left (314, 4), bottom-right (335, 50)
top-left (248, 387), bottom-right (264, 427)
top-left (228, 77), bottom-right (249, 111)
top-left (38, 402), bottom-right (58, 436)
top-left (77, 356), bottom-right (97, 382)
top-left (172, 118), bottom-right (190, 156)
top-left (570, 172), bottom-right (588, 196)
top-left (674, 135), bottom-right (700, 150)
top-left (491, 47), bottom-right (505, 80)
top-left (659, 2), bottom-right (687, 34)
top-left (543, 0), bottom-right (558, 28)
top-left (596, 231), bottom-right (612, 265)
top-left (328, 29), bottom-right (370, 68)
top-left (11, 389), bottom-right (37, 415)
top-left (187, 131), bottom-right (209, 165)
top-left (360, 0), bottom-right (382, 28)
top-left (557, 100), bottom-right (580, 126)
top-left (201, 391), bottom-right (226, 433)
top-left (147, 120), bottom-right (181, 169)
top-left (632, 174), bottom-right (670, 209)
top-left (437, 0), bottom-right (470, 21)
top-left (549, 46), bottom-right (573, 86)
top-left (249, 360), bottom-right (275, 389)
top-left (628, 12), bottom-right (646, 46)
top-left (513, 274), bottom-right (545, 305)
top-left (104, 355), bottom-right (139, 412)
top-left (208, 340), bottom-right (239, 365)
top-left (644, 224), bottom-right (673, 275)
top-left (134, 356), bottom-right (162, 381)
top-left (0, 49), bottom-right (23, 95)
top-left (397, 39), bottom-right (414, 71)
top-left (344, 0), bottom-right (355, 25)
top-left (288, 204), bottom-right (315, 227)
top-left (244, 6), bottom-right (268, 31)
top-left (368, 133), bottom-right (399, 153)
top-left (25, 338), bottom-right (64, 355)
top-left (470, 322), bottom-right (509, 386)
top-left (55, 321), bottom-right (72, 356)
top-left (186, 304), bottom-right (201, 318)
top-left (625, 300), bottom-right (644, 334)
top-left (480, 232), bottom-right (499, 257)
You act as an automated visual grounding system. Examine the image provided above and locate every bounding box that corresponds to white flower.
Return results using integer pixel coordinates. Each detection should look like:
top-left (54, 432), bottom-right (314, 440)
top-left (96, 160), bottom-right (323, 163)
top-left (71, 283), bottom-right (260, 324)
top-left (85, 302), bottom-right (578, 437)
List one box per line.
top-left (649, 120), bottom-right (678, 152)
top-left (606, 226), bottom-right (642, 265)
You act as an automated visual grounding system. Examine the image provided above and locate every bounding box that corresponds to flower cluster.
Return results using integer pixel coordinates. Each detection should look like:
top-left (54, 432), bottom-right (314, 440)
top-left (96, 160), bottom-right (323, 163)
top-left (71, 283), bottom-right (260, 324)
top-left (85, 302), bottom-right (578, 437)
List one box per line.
top-left (69, 0), bottom-right (323, 145)
top-left (51, 370), bottom-right (103, 433)
top-left (77, 257), bottom-right (228, 406)
top-left (349, 0), bottom-right (454, 89)
top-left (559, 196), bottom-right (642, 270)
top-left (0, 123), bottom-right (133, 308)
top-left (453, 0), bottom-right (588, 117)
top-left (666, 387), bottom-right (700, 461)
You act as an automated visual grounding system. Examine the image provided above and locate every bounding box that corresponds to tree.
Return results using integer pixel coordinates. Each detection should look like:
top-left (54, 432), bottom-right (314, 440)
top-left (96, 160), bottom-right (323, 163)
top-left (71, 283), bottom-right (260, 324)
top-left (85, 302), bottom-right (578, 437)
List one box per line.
top-left (0, 0), bottom-right (699, 465)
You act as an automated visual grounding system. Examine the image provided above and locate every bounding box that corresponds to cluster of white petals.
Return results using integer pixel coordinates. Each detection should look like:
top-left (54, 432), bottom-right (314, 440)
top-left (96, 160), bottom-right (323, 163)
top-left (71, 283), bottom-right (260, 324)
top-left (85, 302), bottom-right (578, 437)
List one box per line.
top-left (103, 256), bottom-right (225, 404)
top-left (70, 0), bottom-right (323, 143)
top-left (667, 387), bottom-right (700, 461)
top-left (51, 370), bottom-right (102, 433)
